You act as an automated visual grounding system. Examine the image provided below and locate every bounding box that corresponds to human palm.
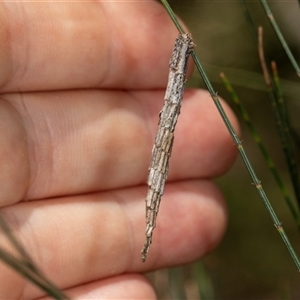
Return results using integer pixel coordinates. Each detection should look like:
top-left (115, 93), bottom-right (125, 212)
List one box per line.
top-left (0, 2), bottom-right (238, 299)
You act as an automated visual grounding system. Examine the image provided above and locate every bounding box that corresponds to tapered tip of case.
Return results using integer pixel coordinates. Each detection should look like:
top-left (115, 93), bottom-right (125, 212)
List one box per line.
top-left (141, 252), bottom-right (147, 263)
top-left (141, 242), bottom-right (150, 262)
top-left (141, 247), bottom-right (148, 262)
top-left (141, 255), bottom-right (146, 263)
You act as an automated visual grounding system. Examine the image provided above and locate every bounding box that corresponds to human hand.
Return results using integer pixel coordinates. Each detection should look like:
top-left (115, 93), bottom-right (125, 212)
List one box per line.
top-left (0, 2), bottom-right (239, 299)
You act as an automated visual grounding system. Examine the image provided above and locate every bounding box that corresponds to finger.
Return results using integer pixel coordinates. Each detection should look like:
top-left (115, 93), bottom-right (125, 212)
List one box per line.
top-left (0, 1), bottom-right (190, 92)
top-left (39, 274), bottom-right (156, 300)
top-left (0, 180), bottom-right (226, 299)
top-left (0, 89), bottom-right (238, 205)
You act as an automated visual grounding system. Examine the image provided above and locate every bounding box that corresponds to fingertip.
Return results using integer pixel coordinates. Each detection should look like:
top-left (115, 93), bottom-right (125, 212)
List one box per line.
top-left (163, 180), bottom-right (228, 263)
top-left (49, 274), bottom-right (156, 300)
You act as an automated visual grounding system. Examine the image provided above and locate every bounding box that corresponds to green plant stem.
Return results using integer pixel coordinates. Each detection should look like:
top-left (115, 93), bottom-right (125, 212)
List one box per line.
top-left (0, 215), bottom-right (38, 271)
top-left (260, 0), bottom-right (300, 77)
top-left (0, 247), bottom-right (70, 299)
top-left (258, 27), bottom-right (300, 213)
top-left (160, 0), bottom-right (184, 34)
top-left (271, 61), bottom-right (290, 128)
top-left (0, 213), bottom-right (70, 299)
top-left (160, 0), bottom-right (300, 272)
top-left (271, 61), bottom-right (300, 211)
top-left (192, 64), bottom-right (300, 99)
top-left (220, 72), bottom-right (300, 227)
top-left (168, 267), bottom-right (187, 300)
top-left (192, 261), bottom-right (215, 300)
top-left (240, 0), bottom-right (258, 42)
top-left (259, 25), bottom-right (300, 216)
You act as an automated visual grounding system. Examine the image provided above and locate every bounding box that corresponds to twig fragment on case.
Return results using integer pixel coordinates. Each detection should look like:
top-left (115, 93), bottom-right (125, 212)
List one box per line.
top-left (141, 33), bottom-right (194, 262)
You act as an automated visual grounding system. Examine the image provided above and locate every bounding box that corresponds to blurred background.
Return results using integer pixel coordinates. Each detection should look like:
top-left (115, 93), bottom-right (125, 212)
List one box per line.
top-left (148, 1), bottom-right (300, 299)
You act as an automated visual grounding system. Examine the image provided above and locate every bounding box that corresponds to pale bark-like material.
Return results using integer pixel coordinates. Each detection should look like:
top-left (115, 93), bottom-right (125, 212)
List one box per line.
top-left (141, 33), bottom-right (194, 262)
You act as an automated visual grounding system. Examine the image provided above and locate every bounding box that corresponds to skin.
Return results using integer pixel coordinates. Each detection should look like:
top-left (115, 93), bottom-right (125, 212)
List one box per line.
top-left (0, 1), bottom-right (239, 299)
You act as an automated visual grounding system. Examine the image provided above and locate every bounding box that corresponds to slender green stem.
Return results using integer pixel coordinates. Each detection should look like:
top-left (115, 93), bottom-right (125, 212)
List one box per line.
top-left (168, 267), bottom-right (187, 299)
top-left (258, 27), bottom-right (300, 213)
top-left (271, 62), bottom-right (288, 124)
top-left (0, 247), bottom-right (70, 299)
top-left (192, 63), bottom-right (300, 99)
top-left (220, 72), bottom-right (300, 227)
top-left (271, 61), bottom-right (300, 211)
top-left (192, 260), bottom-right (215, 300)
top-left (260, 0), bottom-right (300, 77)
top-left (160, 0), bottom-right (185, 34)
top-left (240, 0), bottom-right (258, 42)
top-left (160, 0), bottom-right (300, 272)
top-left (0, 215), bottom-right (38, 271)
top-left (0, 213), bottom-right (70, 299)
